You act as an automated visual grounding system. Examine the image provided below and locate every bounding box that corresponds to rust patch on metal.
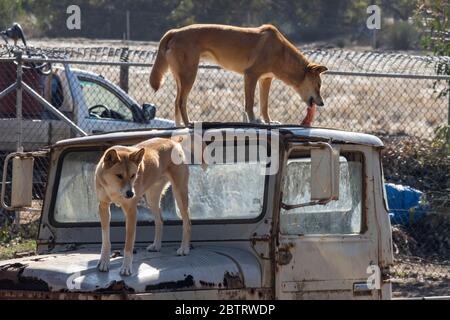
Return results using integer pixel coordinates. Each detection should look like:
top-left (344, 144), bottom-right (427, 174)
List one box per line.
top-left (247, 287), bottom-right (270, 299)
top-left (145, 275), bottom-right (194, 291)
top-left (95, 280), bottom-right (135, 294)
top-left (0, 263), bottom-right (50, 292)
top-left (223, 272), bottom-right (243, 289)
top-left (0, 290), bottom-right (125, 300)
top-left (31, 257), bottom-right (47, 262)
top-left (281, 243), bottom-right (295, 249)
top-left (277, 249), bottom-right (293, 265)
top-left (199, 280), bottom-right (216, 288)
top-left (258, 290), bottom-right (265, 298)
top-left (218, 288), bottom-right (274, 300)
top-left (111, 250), bottom-right (122, 258)
top-left (277, 243), bottom-right (294, 265)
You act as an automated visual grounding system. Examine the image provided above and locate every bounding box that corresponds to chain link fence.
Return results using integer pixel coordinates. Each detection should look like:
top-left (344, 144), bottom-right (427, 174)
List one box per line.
top-left (0, 44), bottom-right (449, 297)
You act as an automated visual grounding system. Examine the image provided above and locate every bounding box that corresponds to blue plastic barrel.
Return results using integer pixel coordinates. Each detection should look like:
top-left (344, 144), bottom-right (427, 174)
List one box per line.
top-left (385, 183), bottom-right (427, 225)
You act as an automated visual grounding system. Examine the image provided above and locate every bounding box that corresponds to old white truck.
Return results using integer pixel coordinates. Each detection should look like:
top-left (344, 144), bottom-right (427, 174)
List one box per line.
top-left (0, 63), bottom-right (174, 151)
top-left (0, 124), bottom-right (393, 299)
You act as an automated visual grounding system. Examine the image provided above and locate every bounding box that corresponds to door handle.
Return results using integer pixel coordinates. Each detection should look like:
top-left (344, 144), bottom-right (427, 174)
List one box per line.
top-left (353, 282), bottom-right (375, 296)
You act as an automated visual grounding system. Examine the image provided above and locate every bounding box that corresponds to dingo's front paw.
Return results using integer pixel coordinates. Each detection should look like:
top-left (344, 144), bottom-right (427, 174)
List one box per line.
top-left (269, 120), bottom-right (281, 125)
top-left (176, 245), bottom-right (190, 256)
top-left (119, 262), bottom-right (132, 276)
top-left (97, 255), bottom-right (110, 272)
top-left (146, 242), bottom-right (161, 252)
top-left (249, 118), bottom-right (264, 124)
top-left (119, 252), bottom-right (133, 276)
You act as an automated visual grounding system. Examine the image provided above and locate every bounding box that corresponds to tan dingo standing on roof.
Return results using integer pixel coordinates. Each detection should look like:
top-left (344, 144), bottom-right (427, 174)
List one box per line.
top-left (150, 24), bottom-right (328, 127)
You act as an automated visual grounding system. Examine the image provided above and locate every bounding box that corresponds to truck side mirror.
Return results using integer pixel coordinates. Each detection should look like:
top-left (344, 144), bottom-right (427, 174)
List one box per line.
top-left (11, 156), bottom-right (34, 208)
top-left (142, 103), bottom-right (156, 122)
top-left (1, 152), bottom-right (44, 211)
top-left (281, 143), bottom-right (340, 211)
top-left (311, 145), bottom-right (340, 201)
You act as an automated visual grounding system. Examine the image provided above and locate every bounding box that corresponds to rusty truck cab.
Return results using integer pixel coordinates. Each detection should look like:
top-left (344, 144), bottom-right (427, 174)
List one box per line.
top-left (0, 124), bottom-right (393, 299)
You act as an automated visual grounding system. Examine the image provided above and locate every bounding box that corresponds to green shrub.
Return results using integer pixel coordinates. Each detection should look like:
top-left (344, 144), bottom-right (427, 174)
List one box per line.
top-left (380, 21), bottom-right (420, 50)
top-left (431, 125), bottom-right (450, 158)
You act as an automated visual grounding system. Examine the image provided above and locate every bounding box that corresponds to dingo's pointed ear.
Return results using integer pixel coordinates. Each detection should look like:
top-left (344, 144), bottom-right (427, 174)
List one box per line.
top-left (104, 149), bottom-right (120, 168)
top-left (130, 148), bottom-right (145, 165)
top-left (307, 64), bottom-right (328, 74)
top-left (317, 65), bottom-right (328, 73)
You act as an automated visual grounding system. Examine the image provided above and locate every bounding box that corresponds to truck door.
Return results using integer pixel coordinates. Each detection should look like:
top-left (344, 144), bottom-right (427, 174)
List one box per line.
top-left (275, 145), bottom-right (381, 299)
top-left (76, 77), bottom-right (143, 134)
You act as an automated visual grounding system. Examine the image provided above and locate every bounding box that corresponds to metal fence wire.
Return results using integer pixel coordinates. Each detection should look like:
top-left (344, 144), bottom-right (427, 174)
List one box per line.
top-left (0, 44), bottom-right (449, 298)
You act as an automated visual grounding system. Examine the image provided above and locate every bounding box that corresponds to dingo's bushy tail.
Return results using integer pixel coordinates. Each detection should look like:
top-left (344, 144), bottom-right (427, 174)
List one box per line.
top-left (150, 30), bottom-right (173, 91)
top-left (173, 134), bottom-right (207, 171)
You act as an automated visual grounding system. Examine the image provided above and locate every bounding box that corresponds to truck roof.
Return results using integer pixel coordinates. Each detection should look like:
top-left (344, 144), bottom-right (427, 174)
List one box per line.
top-left (54, 123), bottom-right (384, 148)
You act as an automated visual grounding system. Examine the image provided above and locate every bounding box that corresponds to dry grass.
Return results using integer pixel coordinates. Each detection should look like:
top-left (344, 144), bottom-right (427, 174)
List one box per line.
top-left (74, 64), bottom-right (448, 138)
top-left (392, 257), bottom-right (450, 298)
top-left (23, 38), bottom-right (448, 138)
top-left (0, 201), bottom-right (41, 260)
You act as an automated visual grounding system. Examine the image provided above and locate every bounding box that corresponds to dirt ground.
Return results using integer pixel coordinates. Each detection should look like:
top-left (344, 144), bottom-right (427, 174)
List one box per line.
top-left (392, 257), bottom-right (449, 298)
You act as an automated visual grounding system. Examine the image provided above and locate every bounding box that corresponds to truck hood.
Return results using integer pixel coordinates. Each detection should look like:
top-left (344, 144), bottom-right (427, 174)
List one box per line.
top-left (0, 245), bottom-right (261, 294)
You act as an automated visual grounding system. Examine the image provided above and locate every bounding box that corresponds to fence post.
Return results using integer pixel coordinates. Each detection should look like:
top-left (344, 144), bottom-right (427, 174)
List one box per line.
top-left (119, 47), bottom-right (129, 93)
top-left (448, 80), bottom-right (450, 125)
top-left (126, 10), bottom-right (131, 41)
top-left (15, 51), bottom-right (23, 153)
top-left (13, 51), bottom-right (24, 232)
